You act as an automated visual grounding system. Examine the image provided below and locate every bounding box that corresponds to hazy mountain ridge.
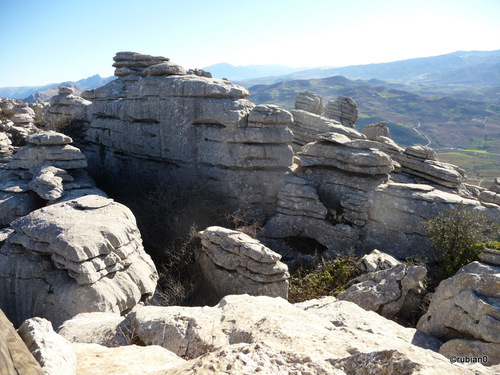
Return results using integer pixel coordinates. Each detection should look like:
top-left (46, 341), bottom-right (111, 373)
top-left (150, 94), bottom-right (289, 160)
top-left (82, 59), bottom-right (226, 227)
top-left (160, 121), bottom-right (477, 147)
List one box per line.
top-left (0, 74), bottom-right (115, 102)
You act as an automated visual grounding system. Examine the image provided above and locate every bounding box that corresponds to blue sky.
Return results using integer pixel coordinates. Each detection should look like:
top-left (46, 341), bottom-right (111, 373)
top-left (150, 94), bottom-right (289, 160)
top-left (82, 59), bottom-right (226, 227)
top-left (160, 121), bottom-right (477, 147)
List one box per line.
top-left (1, 0), bottom-right (500, 87)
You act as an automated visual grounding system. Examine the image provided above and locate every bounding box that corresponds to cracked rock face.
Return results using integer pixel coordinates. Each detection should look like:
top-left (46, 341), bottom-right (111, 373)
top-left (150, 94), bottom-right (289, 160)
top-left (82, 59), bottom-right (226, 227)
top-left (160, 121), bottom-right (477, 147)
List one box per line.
top-left (197, 226), bottom-right (289, 301)
top-left (0, 195), bottom-right (158, 328)
top-left (417, 260), bottom-right (500, 366)
top-left (324, 95), bottom-right (359, 128)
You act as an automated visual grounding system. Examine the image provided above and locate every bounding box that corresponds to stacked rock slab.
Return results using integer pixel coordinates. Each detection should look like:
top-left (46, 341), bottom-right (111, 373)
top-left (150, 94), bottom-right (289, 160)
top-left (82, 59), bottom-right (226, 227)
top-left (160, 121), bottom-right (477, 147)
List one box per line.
top-left (417, 256), bottom-right (500, 366)
top-left (0, 131), bottom-right (106, 226)
top-left (479, 178), bottom-right (500, 206)
top-left (0, 194), bottom-right (158, 328)
top-left (288, 91), bottom-right (364, 151)
top-left (43, 86), bottom-right (91, 126)
top-left (82, 52), bottom-right (294, 219)
top-left (197, 226), bottom-right (289, 301)
top-left (324, 95), bottom-right (359, 128)
top-left (263, 91), bottom-right (500, 259)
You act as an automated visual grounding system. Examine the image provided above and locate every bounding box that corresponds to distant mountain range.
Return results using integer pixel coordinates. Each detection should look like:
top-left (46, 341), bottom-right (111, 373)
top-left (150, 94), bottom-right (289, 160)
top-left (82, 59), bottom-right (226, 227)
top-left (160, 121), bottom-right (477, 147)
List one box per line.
top-left (201, 63), bottom-right (317, 82)
top-left (0, 75), bottom-right (115, 102)
top-left (209, 50), bottom-right (500, 89)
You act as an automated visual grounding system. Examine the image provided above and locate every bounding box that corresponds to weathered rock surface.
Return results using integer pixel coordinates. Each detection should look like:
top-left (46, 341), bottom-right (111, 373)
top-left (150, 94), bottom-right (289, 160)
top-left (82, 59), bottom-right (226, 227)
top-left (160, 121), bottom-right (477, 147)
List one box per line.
top-left (417, 261), bottom-right (500, 366)
top-left (18, 317), bottom-right (76, 375)
top-left (324, 95), bottom-right (359, 128)
top-left (82, 52), bottom-right (294, 219)
top-left (0, 309), bottom-right (44, 375)
top-left (43, 86), bottom-right (91, 126)
top-left (197, 226), bottom-right (289, 301)
top-left (295, 90), bottom-right (325, 115)
top-left (362, 121), bottom-right (391, 140)
top-left (479, 178), bottom-right (500, 205)
top-left (0, 195), bottom-right (158, 327)
top-left (71, 343), bottom-right (185, 374)
top-left (337, 250), bottom-right (427, 318)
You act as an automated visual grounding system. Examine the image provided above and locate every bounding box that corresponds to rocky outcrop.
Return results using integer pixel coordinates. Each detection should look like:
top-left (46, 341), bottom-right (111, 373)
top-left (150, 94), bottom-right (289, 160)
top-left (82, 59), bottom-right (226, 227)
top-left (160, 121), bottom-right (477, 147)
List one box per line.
top-left (0, 309), bottom-right (44, 375)
top-left (197, 226), bottom-right (289, 301)
top-left (0, 98), bottom-right (39, 145)
top-left (337, 250), bottom-right (427, 319)
top-left (82, 52), bottom-right (294, 218)
top-left (362, 121), bottom-right (391, 140)
top-left (43, 86), bottom-right (91, 126)
top-left (479, 178), bottom-right (500, 205)
top-left (396, 145), bottom-right (467, 189)
top-left (0, 194), bottom-right (158, 327)
top-left (324, 95), bottom-right (359, 128)
top-left (56, 294), bottom-right (499, 374)
top-left (294, 90), bottom-right (324, 115)
top-left (18, 317), bottom-right (76, 375)
top-left (417, 255), bottom-right (500, 366)
top-left (0, 131), bottom-right (106, 226)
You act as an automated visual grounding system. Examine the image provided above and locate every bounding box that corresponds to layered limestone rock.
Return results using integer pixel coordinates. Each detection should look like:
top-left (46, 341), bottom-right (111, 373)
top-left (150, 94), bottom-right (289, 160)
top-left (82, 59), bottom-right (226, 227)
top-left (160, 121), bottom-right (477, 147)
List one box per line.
top-left (362, 121), bottom-right (391, 140)
top-left (197, 226), bottom-right (289, 301)
top-left (288, 91), bottom-right (364, 151)
top-left (396, 145), bottom-right (467, 189)
top-left (0, 309), bottom-right (44, 375)
top-left (0, 194), bottom-right (158, 327)
top-left (479, 178), bottom-right (500, 206)
top-left (58, 294), bottom-right (497, 374)
top-left (295, 90), bottom-right (324, 115)
top-left (0, 98), bottom-right (39, 144)
top-left (324, 95), bottom-right (359, 128)
top-left (0, 131), bottom-right (106, 226)
top-left (43, 86), bottom-right (91, 126)
top-left (82, 52), bottom-right (294, 218)
top-left (337, 250), bottom-right (427, 319)
top-left (417, 258), bottom-right (500, 366)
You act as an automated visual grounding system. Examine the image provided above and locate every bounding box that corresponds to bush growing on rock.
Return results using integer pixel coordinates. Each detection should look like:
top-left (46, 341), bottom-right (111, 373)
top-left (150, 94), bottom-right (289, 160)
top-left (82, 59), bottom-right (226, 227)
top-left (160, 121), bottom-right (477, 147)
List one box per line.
top-left (288, 252), bottom-right (361, 303)
top-left (421, 204), bottom-right (498, 279)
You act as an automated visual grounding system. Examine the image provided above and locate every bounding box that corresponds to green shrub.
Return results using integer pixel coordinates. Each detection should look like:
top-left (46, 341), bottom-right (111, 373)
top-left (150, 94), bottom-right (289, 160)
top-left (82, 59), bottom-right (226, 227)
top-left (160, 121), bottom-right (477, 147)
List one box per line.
top-left (421, 204), bottom-right (498, 278)
top-left (288, 252), bottom-right (361, 303)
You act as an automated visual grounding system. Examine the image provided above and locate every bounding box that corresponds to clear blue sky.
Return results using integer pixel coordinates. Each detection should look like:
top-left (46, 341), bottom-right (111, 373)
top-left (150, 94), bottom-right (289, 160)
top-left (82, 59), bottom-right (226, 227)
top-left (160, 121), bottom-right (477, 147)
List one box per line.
top-left (1, 0), bottom-right (500, 87)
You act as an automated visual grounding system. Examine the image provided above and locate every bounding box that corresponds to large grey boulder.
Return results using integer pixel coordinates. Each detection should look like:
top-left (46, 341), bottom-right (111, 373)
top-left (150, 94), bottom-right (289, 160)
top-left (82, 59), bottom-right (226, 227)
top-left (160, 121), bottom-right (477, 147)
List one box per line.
top-left (18, 317), bottom-right (76, 375)
top-left (295, 90), bottom-right (325, 115)
top-left (417, 260), bottom-right (500, 366)
top-left (0, 195), bottom-right (158, 327)
top-left (337, 250), bottom-right (427, 319)
top-left (43, 86), bottom-right (91, 126)
top-left (197, 226), bottom-right (289, 301)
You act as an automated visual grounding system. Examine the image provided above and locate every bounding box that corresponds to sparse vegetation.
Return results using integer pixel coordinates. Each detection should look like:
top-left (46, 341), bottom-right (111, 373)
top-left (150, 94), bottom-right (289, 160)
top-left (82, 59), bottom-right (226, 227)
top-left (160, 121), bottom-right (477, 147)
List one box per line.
top-left (288, 251), bottom-right (362, 303)
top-left (421, 205), bottom-right (499, 279)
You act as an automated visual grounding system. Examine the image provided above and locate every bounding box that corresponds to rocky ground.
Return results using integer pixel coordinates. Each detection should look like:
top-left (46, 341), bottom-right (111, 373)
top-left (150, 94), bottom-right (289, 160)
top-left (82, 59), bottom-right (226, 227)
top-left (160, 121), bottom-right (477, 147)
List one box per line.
top-left (1, 52), bottom-right (499, 374)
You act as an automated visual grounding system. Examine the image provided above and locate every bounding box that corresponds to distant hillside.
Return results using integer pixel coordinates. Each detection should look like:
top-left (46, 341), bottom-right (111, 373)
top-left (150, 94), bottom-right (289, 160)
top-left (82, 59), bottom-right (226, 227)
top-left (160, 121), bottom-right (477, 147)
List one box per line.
top-left (248, 75), bottom-right (500, 153)
top-left (236, 50), bottom-right (500, 89)
top-left (0, 75), bottom-right (115, 101)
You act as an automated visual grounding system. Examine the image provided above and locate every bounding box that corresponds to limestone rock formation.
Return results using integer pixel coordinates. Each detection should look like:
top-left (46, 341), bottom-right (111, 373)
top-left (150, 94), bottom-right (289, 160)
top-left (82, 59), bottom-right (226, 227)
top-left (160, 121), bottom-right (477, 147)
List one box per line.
top-left (479, 178), bottom-right (500, 205)
top-left (288, 91), bottom-right (365, 151)
top-left (362, 121), bottom-right (391, 140)
top-left (197, 226), bottom-right (289, 301)
top-left (337, 250), bottom-right (427, 319)
top-left (395, 145), bottom-right (466, 189)
top-left (295, 90), bottom-right (325, 115)
top-left (0, 130), bottom-right (106, 226)
top-left (0, 194), bottom-right (158, 327)
top-left (417, 258), bottom-right (500, 366)
top-left (18, 317), bottom-right (76, 375)
top-left (43, 86), bottom-right (91, 126)
top-left (324, 95), bottom-right (359, 128)
top-left (0, 98), bottom-right (39, 145)
top-left (0, 309), bottom-right (44, 375)
top-left (82, 52), bottom-right (294, 218)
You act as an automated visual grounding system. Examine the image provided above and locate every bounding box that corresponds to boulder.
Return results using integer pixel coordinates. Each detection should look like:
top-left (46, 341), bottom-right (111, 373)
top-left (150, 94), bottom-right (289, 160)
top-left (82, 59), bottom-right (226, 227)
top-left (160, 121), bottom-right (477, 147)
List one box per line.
top-left (0, 309), bottom-right (44, 375)
top-left (0, 195), bottom-right (158, 327)
top-left (362, 122), bottom-right (391, 140)
top-left (197, 226), bottom-right (289, 301)
top-left (324, 96), bottom-right (359, 128)
top-left (417, 261), bottom-right (500, 366)
top-left (18, 317), bottom-right (76, 375)
top-left (337, 250), bottom-right (427, 319)
top-left (43, 86), bottom-right (91, 126)
top-left (295, 90), bottom-right (325, 115)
